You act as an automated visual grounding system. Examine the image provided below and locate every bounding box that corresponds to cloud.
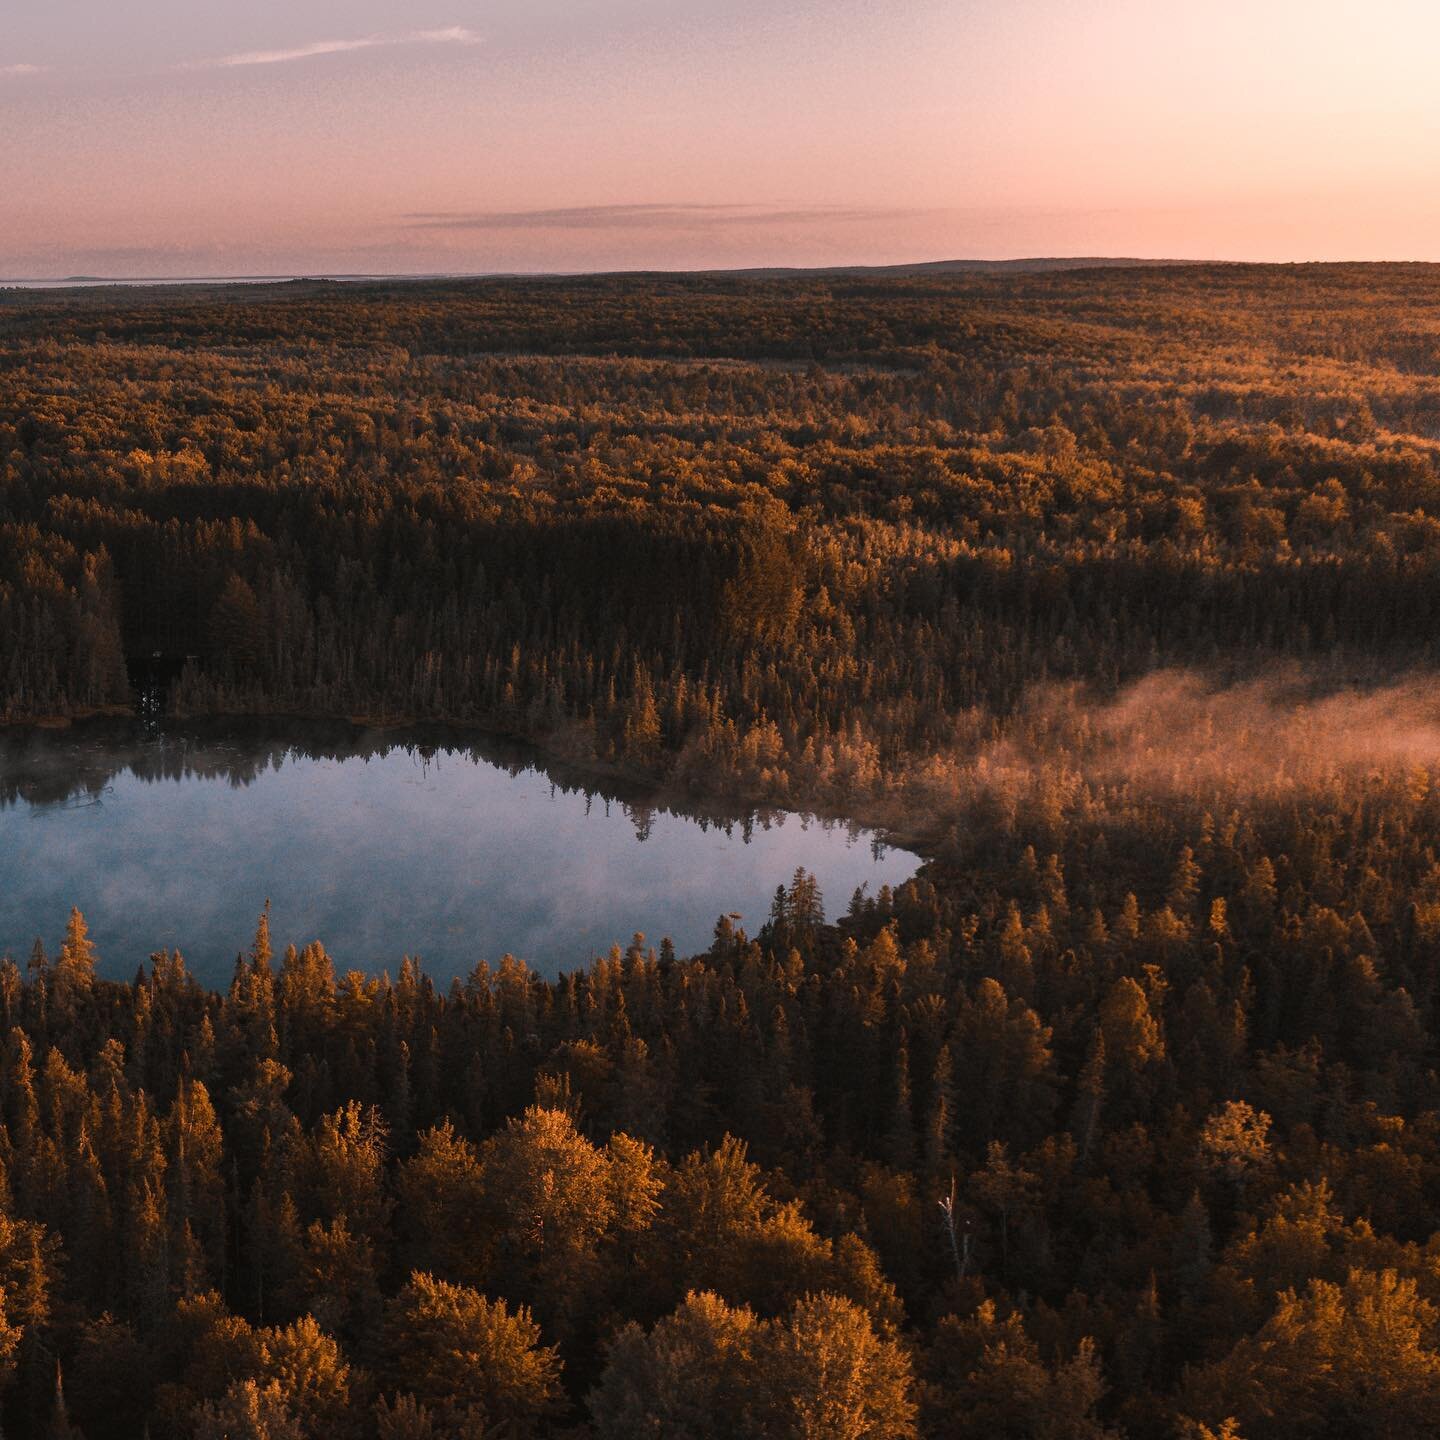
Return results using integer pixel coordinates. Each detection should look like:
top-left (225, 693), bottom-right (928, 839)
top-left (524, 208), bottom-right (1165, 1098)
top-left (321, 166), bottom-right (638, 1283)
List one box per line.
top-left (1, 63), bottom-right (46, 76)
top-left (402, 203), bottom-right (909, 232)
top-left (188, 27), bottom-right (480, 70)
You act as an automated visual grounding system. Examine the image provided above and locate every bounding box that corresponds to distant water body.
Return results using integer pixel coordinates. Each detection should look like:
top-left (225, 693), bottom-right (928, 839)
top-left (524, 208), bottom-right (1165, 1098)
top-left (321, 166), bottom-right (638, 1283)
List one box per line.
top-left (0, 719), bottom-right (919, 988)
top-left (0, 275), bottom-right (440, 290)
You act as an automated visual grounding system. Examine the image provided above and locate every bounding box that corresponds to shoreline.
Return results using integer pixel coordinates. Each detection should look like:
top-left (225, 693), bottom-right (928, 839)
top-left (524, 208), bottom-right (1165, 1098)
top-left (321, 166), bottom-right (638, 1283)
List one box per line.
top-left (1, 703), bottom-right (137, 729)
top-left (2, 700), bottom-right (945, 866)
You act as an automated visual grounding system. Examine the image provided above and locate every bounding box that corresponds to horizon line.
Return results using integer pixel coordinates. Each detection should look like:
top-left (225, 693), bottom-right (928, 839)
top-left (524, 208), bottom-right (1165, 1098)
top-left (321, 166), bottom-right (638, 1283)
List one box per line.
top-left (6, 255), bottom-right (1440, 289)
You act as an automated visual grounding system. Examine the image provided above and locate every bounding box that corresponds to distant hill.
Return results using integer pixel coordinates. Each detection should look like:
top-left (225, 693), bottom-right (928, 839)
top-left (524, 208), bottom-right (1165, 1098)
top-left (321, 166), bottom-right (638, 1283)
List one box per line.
top-left (702, 256), bottom-right (1204, 279)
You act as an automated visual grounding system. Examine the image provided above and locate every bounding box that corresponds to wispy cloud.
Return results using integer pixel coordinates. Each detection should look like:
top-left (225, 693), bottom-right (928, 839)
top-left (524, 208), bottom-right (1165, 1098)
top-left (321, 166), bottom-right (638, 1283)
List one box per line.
top-left (187, 27), bottom-right (480, 70)
top-left (1, 63), bottom-right (47, 77)
top-left (403, 203), bottom-right (908, 232)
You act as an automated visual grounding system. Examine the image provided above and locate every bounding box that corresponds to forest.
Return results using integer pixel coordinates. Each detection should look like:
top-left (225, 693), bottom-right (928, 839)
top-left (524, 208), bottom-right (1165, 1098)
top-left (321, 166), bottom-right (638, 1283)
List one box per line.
top-left (4, 265), bottom-right (1440, 1435)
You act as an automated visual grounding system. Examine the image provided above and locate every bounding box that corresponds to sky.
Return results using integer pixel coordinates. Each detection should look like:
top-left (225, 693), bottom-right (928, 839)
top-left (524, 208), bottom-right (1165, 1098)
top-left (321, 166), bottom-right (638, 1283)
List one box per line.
top-left (3, 0), bottom-right (1440, 277)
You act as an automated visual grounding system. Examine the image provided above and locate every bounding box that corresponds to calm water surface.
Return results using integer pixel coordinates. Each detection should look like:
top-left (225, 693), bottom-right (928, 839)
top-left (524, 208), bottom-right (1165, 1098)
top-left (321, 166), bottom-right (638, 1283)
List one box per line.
top-left (0, 720), bottom-right (919, 986)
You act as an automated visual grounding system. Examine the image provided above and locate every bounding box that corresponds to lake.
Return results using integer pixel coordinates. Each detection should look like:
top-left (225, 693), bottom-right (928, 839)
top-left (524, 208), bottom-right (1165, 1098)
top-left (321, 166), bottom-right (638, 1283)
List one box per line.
top-left (0, 719), bottom-right (919, 987)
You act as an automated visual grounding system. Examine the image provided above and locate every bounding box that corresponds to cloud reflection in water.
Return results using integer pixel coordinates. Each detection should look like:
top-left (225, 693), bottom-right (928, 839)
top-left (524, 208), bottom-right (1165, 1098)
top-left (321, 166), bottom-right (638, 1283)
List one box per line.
top-left (1, 719), bottom-right (918, 986)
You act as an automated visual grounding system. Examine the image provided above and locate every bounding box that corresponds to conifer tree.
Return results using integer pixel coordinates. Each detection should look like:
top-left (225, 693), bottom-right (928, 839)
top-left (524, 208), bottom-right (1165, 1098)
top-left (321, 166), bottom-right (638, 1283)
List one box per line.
top-left (52, 909), bottom-right (98, 1019)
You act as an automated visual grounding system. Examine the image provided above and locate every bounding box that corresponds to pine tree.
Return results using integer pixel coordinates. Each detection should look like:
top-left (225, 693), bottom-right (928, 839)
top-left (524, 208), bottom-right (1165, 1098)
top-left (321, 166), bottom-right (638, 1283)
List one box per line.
top-left (52, 909), bottom-right (98, 1019)
top-left (923, 1044), bottom-right (955, 1176)
top-left (1071, 1030), bottom-right (1106, 1165)
top-left (888, 1035), bottom-right (916, 1169)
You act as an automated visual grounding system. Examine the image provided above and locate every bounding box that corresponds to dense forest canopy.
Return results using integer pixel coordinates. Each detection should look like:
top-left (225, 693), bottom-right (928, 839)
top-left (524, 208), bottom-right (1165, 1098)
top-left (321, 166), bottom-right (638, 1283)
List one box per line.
top-left (4, 267), bottom-right (1440, 1436)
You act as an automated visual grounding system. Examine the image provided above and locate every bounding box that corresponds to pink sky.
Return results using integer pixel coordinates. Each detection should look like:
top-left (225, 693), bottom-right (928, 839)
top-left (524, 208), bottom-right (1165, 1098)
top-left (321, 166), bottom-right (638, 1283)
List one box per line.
top-left (3, 0), bottom-right (1439, 277)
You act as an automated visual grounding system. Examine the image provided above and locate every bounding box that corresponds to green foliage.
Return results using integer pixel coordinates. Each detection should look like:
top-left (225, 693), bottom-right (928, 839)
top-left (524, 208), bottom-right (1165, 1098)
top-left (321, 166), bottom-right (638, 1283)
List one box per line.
top-left (589, 1289), bottom-right (916, 1439)
top-left (381, 1272), bottom-right (561, 1435)
top-left (1182, 1269), bottom-right (1440, 1438)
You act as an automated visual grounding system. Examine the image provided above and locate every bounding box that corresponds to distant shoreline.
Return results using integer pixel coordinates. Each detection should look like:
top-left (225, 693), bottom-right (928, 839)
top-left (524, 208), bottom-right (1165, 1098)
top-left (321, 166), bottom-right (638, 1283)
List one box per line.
top-left (0, 256), bottom-right (1258, 290)
top-left (11, 256), bottom-right (1440, 292)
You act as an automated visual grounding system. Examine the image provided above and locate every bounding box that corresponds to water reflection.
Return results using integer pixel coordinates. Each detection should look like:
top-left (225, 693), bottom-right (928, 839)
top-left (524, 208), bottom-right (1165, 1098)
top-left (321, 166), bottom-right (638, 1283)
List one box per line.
top-left (1, 718), bottom-right (918, 986)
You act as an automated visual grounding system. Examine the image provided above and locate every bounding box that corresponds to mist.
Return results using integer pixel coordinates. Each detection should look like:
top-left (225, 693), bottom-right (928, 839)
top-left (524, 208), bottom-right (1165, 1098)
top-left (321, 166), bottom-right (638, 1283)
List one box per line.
top-left (900, 666), bottom-right (1440, 845)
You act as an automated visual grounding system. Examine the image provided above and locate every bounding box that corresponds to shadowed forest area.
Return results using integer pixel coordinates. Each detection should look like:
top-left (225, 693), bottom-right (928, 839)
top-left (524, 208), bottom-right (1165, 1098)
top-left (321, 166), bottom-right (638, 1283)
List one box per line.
top-left (5, 267), bottom-right (1440, 1435)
